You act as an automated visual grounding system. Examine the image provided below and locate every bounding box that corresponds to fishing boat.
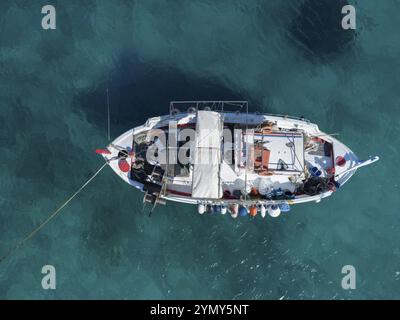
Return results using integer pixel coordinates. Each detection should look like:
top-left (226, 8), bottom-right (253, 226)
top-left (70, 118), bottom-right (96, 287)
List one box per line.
top-left (96, 101), bottom-right (379, 217)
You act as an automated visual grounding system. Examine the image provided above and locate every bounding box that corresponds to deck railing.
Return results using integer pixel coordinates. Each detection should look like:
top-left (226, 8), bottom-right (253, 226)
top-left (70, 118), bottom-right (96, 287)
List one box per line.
top-left (169, 101), bottom-right (248, 115)
top-left (169, 101), bottom-right (309, 123)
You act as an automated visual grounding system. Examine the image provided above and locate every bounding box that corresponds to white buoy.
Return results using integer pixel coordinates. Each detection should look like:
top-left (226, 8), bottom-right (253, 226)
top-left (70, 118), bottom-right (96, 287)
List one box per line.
top-left (221, 206), bottom-right (227, 215)
top-left (260, 205), bottom-right (267, 218)
top-left (268, 205), bottom-right (281, 217)
top-left (230, 203), bottom-right (239, 218)
top-left (198, 204), bottom-right (205, 214)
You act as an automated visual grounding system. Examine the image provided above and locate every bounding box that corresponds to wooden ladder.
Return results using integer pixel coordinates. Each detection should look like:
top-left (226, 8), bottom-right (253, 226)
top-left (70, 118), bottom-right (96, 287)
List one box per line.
top-left (142, 171), bottom-right (168, 216)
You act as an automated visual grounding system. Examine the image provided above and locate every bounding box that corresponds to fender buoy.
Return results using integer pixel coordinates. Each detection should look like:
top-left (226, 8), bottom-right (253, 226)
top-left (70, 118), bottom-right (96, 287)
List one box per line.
top-left (118, 159), bottom-right (130, 172)
top-left (239, 206), bottom-right (248, 217)
top-left (229, 204), bottom-right (239, 218)
top-left (336, 156), bottom-right (346, 167)
top-left (278, 202), bottom-right (291, 212)
top-left (268, 205), bottom-right (281, 217)
top-left (198, 204), bottom-right (205, 214)
top-left (221, 206), bottom-right (227, 215)
top-left (260, 205), bottom-right (267, 218)
top-left (249, 205), bottom-right (257, 217)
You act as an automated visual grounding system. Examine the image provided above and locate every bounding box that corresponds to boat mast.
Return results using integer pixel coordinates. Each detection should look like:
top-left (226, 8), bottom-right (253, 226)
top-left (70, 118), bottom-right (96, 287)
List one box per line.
top-left (244, 101), bottom-right (248, 204)
top-left (106, 87), bottom-right (110, 141)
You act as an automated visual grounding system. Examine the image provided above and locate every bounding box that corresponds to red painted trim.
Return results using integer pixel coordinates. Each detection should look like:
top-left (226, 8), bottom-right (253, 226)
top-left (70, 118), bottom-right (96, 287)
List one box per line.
top-left (166, 189), bottom-right (192, 197)
top-left (95, 149), bottom-right (111, 155)
top-left (260, 133), bottom-right (302, 137)
top-left (247, 132), bottom-right (303, 137)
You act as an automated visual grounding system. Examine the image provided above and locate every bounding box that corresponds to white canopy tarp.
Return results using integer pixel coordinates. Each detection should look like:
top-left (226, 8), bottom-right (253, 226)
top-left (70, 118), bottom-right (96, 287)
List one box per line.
top-left (192, 111), bottom-right (223, 199)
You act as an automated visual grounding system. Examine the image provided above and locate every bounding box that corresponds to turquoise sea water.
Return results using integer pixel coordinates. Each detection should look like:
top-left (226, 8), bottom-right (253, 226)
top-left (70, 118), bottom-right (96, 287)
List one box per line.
top-left (0, 0), bottom-right (399, 299)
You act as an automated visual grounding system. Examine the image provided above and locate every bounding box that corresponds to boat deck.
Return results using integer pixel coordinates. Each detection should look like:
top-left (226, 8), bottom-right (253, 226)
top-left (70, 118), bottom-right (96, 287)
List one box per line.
top-left (99, 107), bottom-right (378, 207)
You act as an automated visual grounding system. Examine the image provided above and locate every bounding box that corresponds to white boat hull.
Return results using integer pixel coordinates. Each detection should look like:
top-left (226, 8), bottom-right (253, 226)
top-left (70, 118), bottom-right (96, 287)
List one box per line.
top-left (98, 108), bottom-right (378, 211)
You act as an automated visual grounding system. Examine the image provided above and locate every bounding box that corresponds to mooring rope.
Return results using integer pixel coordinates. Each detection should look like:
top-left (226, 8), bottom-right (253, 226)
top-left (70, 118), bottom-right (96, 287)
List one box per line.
top-left (0, 161), bottom-right (109, 264)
